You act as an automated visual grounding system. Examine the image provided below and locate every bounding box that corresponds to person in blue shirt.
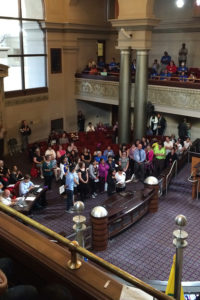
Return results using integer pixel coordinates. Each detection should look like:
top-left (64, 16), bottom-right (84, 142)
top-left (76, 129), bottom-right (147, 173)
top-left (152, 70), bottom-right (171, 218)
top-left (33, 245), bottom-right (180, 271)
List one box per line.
top-left (65, 165), bottom-right (78, 213)
top-left (179, 71), bottom-right (188, 82)
top-left (160, 51), bottom-right (171, 71)
top-left (94, 151), bottom-right (107, 162)
top-left (178, 62), bottom-right (188, 74)
top-left (160, 69), bottom-right (171, 81)
top-left (103, 146), bottom-right (114, 159)
top-left (97, 57), bottom-right (105, 71)
top-left (133, 143), bottom-right (146, 182)
top-left (109, 57), bottom-right (118, 72)
top-left (19, 174), bottom-right (34, 196)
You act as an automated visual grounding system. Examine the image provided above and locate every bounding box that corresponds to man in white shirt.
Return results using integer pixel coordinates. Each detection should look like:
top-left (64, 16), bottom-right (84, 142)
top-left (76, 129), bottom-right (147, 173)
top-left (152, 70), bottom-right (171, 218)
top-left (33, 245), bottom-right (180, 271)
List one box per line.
top-left (115, 166), bottom-right (126, 193)
top-left (0, 189), bottom-right (16, 206)
top-left (164, 136), bottom-right (174, 155)
top-left (183, 137), bottom-right (192, 150)
top-left (86, 122), bottom-right (95, 132)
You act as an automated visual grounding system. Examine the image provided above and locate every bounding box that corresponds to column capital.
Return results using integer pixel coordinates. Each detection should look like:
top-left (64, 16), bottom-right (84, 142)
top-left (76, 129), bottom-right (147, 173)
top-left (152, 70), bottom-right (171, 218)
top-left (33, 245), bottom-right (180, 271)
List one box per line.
top-left (110, 17), bottom-right (160, 30)
top-left (110, 17), bottom-right (160, 50)
top-left (0, 64), bottom-right (9, 78)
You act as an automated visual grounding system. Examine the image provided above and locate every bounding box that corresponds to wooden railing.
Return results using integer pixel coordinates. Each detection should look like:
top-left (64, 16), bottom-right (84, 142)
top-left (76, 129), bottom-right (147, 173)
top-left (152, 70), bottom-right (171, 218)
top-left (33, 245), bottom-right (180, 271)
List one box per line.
top-left (0, 204), bottom-right (173, 300)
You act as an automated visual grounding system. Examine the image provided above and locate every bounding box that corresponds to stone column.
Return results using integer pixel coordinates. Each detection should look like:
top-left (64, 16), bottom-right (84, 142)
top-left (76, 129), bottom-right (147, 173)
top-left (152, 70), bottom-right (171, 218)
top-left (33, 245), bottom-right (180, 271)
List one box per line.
top-left (134, 50), bottom-right (148, 140)
top-left (118, 48), bottom-right (131, 144)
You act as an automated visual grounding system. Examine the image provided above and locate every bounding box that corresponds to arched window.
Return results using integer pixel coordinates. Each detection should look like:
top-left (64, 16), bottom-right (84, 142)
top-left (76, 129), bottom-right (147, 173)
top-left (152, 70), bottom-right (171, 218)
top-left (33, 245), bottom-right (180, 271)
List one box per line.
top-left (0, 0), bottom-right (46, 92)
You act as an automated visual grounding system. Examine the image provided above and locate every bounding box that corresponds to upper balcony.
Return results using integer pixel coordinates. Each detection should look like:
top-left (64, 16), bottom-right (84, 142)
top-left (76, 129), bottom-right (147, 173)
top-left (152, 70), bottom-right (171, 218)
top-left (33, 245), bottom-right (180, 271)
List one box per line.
top-left (75, 73), bottom-right (200, 118)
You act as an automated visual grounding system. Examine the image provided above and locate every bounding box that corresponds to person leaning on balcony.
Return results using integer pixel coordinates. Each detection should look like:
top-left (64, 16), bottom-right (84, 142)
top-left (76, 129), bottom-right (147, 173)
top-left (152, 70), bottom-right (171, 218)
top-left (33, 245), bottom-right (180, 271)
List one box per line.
top-left (166, 60), bottom-right (177, 74)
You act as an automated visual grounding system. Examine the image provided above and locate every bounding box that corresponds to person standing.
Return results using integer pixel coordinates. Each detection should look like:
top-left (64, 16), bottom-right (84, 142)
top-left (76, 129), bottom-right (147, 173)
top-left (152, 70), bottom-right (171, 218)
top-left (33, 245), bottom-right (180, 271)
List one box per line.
top-left (88, 160), bottom-right (99, 198)
top-left (107, 168), bottom-right (116, 196)
top-left (98, 158), bottom-right (109, 193)
top-left (149, 113), bottom-right (158, 136)
top-left (42, 155), bottom-right (54, 190)
top-left (65, 165), bottom-right (77, 213)
top-left (115, 166), bottom-right (126, 193)
top-left (157, 113), bottom-right (166, 136)
top-left (77, 162), bottom-right (89, 201)
top-left (154, 142), bottom-right (166, 177)
top-left (0, 124), bottom-right (6, 158)
top-left (19, 120), bottom-right (31, 152)
top-left (160, 51), bottom-right (171, 71)
top-left (178, 43), bottom-right (188, 66)
top-left (178, 118), bottom-right (188, 141)
top-left (77, 111), bottom-right (85, 132)
top-left (133, 143), bottom-right (146, 182)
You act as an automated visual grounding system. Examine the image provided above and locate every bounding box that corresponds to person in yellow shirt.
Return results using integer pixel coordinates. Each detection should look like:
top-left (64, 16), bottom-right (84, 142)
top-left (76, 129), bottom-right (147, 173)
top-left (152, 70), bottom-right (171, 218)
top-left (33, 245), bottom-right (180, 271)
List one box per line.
top-left (154, 142), bottom-right (166, 177)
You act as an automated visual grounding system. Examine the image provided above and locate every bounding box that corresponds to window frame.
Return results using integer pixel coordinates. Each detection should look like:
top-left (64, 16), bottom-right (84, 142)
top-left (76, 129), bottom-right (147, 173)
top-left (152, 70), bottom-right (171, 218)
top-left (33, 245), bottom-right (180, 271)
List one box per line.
top-left (0, 0), bottom-right (47, 94)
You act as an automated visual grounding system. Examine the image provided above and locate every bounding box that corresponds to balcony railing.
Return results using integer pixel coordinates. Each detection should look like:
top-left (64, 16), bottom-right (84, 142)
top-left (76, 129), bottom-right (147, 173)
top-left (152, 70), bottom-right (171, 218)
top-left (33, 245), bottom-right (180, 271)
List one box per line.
top-left (75, 74), bottom-right (200, 118)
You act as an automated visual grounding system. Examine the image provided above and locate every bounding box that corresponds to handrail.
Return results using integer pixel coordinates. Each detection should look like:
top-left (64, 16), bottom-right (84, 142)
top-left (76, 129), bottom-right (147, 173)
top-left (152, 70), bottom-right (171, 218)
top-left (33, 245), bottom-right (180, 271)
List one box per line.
top-left (0, 203), bottom-right (173, 300)
top-left (166, 160), bottom-right (177, 195)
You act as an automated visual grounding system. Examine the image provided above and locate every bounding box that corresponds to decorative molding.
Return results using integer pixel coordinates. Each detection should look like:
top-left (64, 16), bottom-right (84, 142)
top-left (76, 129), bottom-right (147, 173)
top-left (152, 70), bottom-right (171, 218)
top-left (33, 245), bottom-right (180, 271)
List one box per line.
top-left (5, 93), bottom-right (48, 107)
top-left (153, 18), bottom-right (200, 33)
top-left (42, 22), bottom-right (114, 35)
top-left (110, 17), bottom-right (160, 31)
top-left (75, 78), bottom-right (200, 117)
top-left (75, 78), bottom-right (119, 104)
top-left (148, 85), bottom-right (200, 118)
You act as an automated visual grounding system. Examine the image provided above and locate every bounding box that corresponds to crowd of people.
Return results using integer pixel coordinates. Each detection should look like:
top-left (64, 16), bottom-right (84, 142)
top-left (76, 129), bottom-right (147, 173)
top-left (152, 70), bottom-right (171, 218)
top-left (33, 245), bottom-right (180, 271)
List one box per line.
top-left (0, 111), bottom-right (193, 214)
top-left (81, 43), bottom-right (199, 84)
top-left (28, 126), bottom-right (191, 213)
top-left (150, 44), bottom-right (196, 82)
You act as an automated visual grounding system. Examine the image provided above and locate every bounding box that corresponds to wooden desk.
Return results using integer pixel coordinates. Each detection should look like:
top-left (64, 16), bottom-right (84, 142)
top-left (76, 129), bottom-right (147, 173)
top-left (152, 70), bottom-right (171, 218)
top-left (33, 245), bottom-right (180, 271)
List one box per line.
top-left (191, 157), bottom-right (200, 199)
top-left (13, 186), bottom-right (47, 214)
top-left (104, 189), bottom-right (154, 238)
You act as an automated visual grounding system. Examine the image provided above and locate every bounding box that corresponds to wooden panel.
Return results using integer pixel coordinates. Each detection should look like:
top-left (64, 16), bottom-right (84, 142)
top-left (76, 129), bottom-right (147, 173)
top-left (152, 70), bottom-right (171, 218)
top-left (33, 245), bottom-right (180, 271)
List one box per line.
top-left (191, 157), bottom-right (200, 199)
top-left (0, 212), bottom-right (122, 300)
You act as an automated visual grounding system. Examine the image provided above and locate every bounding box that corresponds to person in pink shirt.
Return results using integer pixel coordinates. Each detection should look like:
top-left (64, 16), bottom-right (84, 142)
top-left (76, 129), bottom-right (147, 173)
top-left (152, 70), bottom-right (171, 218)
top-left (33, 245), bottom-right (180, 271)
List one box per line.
top-left (56, 144), bottom-right (66, 160)
top-left (98, 158), bottom-right (109, 193)
top-left (145, 145), bottom-right (154, 176)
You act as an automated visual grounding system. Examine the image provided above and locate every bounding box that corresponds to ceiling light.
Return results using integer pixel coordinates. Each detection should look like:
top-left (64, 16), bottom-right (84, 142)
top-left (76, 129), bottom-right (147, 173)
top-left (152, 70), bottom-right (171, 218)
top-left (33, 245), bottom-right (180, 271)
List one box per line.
top-left (176, 0), bottom-right (184, 8)
top-left (196, 0), bottom-right (200, 6)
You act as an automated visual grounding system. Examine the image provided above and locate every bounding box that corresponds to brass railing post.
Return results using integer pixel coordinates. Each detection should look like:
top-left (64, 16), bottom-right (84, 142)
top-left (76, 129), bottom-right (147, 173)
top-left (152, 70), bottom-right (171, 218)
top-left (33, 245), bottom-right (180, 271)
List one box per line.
top-left (173, 215), bottom-right (188, 300)
top-left (67, 241), bottom-right (82, 270)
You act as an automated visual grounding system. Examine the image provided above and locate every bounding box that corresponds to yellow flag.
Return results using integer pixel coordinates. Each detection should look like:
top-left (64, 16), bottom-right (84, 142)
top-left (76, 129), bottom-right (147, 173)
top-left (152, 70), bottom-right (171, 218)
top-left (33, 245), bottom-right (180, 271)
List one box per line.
top-left (165, 254), bottom-right (185, 300)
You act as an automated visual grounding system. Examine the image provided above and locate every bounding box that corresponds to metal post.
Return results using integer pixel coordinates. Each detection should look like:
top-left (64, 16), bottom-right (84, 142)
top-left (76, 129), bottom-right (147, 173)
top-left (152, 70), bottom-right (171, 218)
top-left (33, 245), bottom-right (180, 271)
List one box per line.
top-left (134, 50), bottom-right (148, 140)
top-left (118, 48), bottom-right (131, 144)
top-left (67, 241), bottom-right (82, 270)
top-left (173, 215), bottom-right (188, 300)
top-left (72, 201), bottom-right (86, 250)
